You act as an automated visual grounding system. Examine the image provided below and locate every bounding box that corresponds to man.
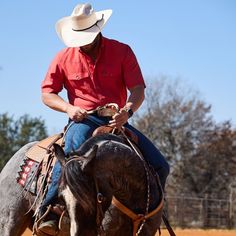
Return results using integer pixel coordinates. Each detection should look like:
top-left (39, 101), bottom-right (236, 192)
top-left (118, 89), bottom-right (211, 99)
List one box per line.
top-left (40, 3), bottom-right (170, 235)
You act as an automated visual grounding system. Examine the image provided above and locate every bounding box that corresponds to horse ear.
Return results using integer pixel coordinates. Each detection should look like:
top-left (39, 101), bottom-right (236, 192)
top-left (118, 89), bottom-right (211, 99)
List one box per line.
top-left (81, 144), bottom-right (98, 171)
top-left (53, 143), bottom-right (66, 166)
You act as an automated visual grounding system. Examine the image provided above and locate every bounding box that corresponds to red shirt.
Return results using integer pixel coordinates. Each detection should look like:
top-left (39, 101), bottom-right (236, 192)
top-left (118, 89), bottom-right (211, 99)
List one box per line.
top-left (41, 36), bottom-right (145, 110)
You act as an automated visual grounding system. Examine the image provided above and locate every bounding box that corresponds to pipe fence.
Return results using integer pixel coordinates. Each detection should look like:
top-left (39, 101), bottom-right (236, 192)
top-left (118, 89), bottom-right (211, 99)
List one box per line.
top-left (164, 195), bottom-right (236, 229)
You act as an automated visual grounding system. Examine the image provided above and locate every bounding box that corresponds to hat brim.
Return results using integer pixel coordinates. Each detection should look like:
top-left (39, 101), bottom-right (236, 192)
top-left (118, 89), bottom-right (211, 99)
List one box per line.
top-left (55, 9), bottom-right (112, 47)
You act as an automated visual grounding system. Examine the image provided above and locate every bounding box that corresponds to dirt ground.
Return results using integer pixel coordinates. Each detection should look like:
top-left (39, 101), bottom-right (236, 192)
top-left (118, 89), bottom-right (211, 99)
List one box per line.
top-left (22, 228), bottom-right (236, 236)
top-left (160, 229), bottom-right (236, 236)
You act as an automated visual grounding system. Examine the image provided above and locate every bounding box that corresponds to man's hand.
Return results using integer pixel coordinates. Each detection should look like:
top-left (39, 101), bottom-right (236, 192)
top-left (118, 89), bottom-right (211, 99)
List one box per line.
top-left (66, 104), bottom-right (87, 122)
top-left (108, 85), bottom-right (144, 129)
top-left (109, 109), bottom-right (129, 129)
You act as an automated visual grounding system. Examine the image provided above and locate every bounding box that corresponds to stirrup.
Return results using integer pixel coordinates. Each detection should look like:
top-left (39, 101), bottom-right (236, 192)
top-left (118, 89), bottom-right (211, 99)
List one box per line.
top-left (37, 220), bottom-right (58, 236)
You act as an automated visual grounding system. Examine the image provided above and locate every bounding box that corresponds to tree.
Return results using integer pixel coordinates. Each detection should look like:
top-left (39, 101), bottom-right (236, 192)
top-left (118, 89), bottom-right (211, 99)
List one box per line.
top-left (133, 76), bottom-right (236, 198)
top-left (0, 113), bottom-right (48, 171)
top-left (187, 121), bottom-right (236, 198)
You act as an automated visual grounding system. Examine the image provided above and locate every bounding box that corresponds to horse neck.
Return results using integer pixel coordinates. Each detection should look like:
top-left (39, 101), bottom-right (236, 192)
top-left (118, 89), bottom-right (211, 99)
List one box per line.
top-left (96, 153), bottom-right (148, 210)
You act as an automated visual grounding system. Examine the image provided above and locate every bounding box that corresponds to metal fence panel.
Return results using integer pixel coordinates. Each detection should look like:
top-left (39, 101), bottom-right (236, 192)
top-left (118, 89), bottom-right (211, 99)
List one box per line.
top-left (165, 196), bottom-right (235, 228)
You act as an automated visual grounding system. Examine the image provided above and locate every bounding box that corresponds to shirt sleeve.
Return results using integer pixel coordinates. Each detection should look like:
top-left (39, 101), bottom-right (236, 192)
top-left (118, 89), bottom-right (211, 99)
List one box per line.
top-left (41, 51), bottom-right (65, 94)
top-left (122, 46), bottom-right (146, 89)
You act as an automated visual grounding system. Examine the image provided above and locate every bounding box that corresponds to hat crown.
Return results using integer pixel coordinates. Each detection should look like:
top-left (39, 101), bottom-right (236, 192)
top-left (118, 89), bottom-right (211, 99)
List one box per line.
top-left (70, 3), bottom-right (98, 31)
top-left (55, 3), bottom-right (112, 47)
top-left (71, 3), bottom-right (94, 18)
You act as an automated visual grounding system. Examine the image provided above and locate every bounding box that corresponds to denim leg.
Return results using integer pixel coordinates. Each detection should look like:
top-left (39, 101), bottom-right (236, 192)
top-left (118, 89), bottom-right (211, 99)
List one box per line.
top-left (41, 118), bottom-right (101, 211)
top-left (125, 124), bottom-right (170, 188)
top-left (41, 161), bottom-right (61, 209)
top-left (64, 119), bottom-right (100, 155)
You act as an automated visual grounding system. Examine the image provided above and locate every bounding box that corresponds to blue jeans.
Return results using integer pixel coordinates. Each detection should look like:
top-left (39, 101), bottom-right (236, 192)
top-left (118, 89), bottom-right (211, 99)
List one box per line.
top-left (42, 115), bottom-right (170, 208)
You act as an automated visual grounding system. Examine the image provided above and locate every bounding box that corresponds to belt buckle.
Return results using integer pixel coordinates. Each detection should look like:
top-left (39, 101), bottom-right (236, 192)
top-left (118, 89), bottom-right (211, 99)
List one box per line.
top-left (97, 103), bottom-right (119, 117)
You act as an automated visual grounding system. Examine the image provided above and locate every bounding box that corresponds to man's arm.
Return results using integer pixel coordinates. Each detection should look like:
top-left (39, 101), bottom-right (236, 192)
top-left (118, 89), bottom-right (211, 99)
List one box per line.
top-left (42, 92), bottom-right (87, 122)
top-left (123, 84), bottom-right (145, 113)
top-left (109, 85), bottom-right (145, 128)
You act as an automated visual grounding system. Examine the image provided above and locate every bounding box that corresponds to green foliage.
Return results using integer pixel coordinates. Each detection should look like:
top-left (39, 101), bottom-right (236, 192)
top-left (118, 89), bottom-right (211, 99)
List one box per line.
top-left (0, 113), bottom-right (48, 171)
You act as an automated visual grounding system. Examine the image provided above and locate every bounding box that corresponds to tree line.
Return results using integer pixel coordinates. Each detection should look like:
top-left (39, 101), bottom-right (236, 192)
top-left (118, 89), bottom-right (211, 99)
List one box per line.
top-left (0, 114), bottom-right (47, 171)
top-left (133, 76), bottom-right (236, 200)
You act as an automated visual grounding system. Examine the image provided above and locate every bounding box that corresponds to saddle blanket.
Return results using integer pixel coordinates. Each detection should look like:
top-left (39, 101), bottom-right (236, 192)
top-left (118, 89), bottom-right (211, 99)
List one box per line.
top-left (16, 157), bottom-right (40, 194)
top-left (16, 133), bottom-right (63, 195)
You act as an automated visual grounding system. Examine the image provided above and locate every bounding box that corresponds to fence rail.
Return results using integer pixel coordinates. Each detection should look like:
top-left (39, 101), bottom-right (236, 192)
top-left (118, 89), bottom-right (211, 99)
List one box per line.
top-left (165, 195), bottom-right (236, 228)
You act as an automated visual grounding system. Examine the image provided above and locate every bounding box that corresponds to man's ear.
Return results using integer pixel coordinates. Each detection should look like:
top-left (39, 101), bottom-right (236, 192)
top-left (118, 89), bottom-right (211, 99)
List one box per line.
top-left (53, 143), bottom-right (66, 166)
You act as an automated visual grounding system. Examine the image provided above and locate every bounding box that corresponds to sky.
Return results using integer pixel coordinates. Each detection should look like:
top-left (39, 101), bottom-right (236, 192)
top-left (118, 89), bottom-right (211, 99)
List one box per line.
top-left (0, 0), bottom-right (235, 134)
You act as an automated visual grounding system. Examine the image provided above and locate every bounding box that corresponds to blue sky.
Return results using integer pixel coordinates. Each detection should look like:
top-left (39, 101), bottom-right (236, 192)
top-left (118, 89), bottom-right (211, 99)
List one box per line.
top-left (0, 0), bottom-right (235, 134)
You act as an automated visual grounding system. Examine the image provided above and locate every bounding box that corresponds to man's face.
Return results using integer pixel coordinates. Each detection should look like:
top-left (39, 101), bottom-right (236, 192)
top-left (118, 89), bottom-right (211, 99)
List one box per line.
top-left (80, 34), bottom-right (101, 53)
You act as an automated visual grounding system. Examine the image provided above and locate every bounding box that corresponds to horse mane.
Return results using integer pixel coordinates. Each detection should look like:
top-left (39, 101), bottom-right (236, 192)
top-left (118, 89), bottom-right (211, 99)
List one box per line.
top-left (62, 159), bottom-right (96, 216)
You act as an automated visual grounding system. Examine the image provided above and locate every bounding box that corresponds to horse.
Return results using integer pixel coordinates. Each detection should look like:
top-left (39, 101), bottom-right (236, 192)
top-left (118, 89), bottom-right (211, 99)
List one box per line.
top-left (0, 133), bottom-right (163, 236)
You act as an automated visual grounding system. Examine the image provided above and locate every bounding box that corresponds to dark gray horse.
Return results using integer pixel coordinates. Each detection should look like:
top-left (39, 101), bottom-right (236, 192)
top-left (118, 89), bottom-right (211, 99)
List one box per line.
top-left (0, 133), bottom-right (163, 236)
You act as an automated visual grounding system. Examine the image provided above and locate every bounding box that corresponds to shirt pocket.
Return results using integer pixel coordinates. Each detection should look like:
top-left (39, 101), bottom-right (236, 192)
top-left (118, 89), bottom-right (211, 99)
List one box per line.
top-left (68, 72), bottom-right (90, 81)
top-left (66, 72), bottom-right (93, 95)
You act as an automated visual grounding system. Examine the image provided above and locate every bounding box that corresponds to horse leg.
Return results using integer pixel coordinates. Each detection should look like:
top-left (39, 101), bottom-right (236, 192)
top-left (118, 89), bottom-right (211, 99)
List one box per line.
top-left (102, 206), bottom-right (133, 236)
top-left (0, 178), bottom-right (33, 236)
top-left (0, 182), bottom-right (33, 236)
top-left (0, 207), bottom-right (32, 236)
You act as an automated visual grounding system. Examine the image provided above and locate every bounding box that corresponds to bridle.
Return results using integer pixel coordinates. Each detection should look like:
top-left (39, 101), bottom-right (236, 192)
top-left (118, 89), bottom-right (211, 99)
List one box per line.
top-left (91, 135), bottom-right (176, 236)
top-left (64, 130), bottom-right (164, 236)
top-left (90, 164), bottom-right (164, 236)
top-left (93, 177), bottom-right (106, 234)
top-left (93, 173), bottom-right (164, 236)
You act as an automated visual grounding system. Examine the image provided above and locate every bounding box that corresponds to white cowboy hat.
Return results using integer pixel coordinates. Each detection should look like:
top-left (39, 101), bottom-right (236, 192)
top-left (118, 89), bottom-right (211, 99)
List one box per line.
top-left (55, 3), bottom-right (112, 47)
